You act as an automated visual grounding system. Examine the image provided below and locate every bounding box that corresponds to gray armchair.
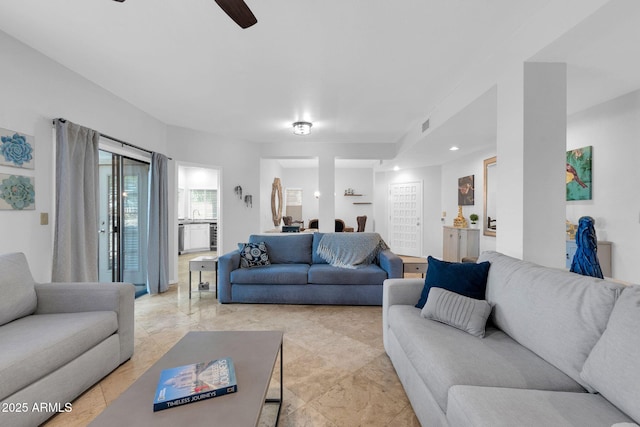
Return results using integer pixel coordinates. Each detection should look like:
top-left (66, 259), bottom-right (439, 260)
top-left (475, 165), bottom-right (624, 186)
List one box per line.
top-left (0, 252), bottom-right (134, 426)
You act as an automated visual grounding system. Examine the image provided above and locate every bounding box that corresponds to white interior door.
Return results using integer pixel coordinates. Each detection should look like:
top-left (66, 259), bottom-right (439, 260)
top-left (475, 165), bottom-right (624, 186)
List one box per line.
top-left (388, 181), bottom-right (423, 257)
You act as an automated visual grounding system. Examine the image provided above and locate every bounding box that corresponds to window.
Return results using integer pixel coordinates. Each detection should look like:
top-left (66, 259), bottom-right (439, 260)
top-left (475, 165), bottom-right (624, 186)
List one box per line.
top-left (285, 188), bottom-right (303, 221)
top-left (190, 189), bottom-right (217, 219)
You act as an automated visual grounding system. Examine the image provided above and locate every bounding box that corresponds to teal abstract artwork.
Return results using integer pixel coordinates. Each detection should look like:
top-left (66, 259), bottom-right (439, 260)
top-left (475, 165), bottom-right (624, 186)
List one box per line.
top-left (566, 146), bottom-right (592, 201)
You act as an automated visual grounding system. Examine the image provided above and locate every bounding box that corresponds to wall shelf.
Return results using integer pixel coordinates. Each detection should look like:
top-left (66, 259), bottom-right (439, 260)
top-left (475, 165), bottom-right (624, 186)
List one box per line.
top-left (353, 202), bottom-right (372, 205)
top-left (344, 194), bottom-right (363, 196)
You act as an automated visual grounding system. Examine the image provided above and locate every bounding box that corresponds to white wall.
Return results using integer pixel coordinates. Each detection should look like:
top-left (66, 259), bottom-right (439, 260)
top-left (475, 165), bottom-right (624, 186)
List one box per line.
top-left (374, 148), bottom-right (499, 259)
top-left (567, 90), bottom-right (640, 284)
top-left (0, 30), bottom-right (167, 282)
top-left (335, 168), bottom-right (374, 231)
top-left (183, 168), bottom-right (218, 191)
top-left (167, 126), bottom-right (261, 257)
top-left (441, 148), bottom-right (497, 254)
top-left (272, 165), bottom-right (375, 232)
top-left (259, 142), bottom-right (396, 233)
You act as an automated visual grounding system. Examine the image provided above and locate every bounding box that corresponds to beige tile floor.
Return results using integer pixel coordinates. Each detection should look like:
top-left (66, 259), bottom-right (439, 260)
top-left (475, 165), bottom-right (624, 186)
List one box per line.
top-left (44, 252), bottom-right (421, 427)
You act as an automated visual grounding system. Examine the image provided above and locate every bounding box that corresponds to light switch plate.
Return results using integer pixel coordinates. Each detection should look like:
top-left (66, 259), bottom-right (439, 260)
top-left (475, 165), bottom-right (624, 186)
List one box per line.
top-left (40, 212), bottom-right (48, 225)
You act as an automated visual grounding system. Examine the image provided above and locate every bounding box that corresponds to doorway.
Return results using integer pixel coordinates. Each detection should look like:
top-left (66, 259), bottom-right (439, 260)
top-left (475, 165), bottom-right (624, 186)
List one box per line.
top-left (177, 164), bottom-right (220, 294)
top-left (98, 150), bottom-right (150, 294)
top-left (388, 181), bottom-right (423, 257)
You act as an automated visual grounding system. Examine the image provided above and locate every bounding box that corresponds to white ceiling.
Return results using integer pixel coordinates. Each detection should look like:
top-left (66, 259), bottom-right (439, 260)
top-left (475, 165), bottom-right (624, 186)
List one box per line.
top-left (393, 0), bottom-right (640, 169)
top-left (0, 0), bottom-right (548, 146)
top-left (275, 158), bottom-right (379, 169)
top-left (532, 0), bottom-right (640, 115)
top-left (1, 0), bottom-right (639, 168)
top-left (392, 85), bottom-right (498, 170)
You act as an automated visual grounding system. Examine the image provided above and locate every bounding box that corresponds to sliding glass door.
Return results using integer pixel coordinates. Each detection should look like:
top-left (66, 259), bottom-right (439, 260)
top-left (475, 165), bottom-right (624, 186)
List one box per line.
top-left (98, 150), bottom-right (150, 285)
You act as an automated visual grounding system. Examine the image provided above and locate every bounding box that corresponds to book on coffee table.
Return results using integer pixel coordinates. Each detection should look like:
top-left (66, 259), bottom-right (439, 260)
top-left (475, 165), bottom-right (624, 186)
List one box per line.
top-left (153, 357), bottom-right (237, 412)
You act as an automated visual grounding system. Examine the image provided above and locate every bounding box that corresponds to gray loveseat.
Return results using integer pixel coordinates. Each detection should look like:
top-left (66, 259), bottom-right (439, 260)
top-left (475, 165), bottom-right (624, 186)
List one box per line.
top-left (218, 232), bottom-right (403, 305)
top-left (0, 253), bottom-right (135, 427)
top-left (383, 251), bottom-right (640, 426)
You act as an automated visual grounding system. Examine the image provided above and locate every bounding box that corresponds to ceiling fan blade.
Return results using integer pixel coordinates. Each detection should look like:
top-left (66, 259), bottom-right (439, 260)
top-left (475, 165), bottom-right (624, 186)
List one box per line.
top-left (214, 0), bottom-right (257, 29)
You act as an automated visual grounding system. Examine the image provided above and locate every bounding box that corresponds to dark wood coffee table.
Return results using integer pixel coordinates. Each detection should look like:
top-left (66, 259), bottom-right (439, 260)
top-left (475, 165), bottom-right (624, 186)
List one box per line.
top-left (90, 331), bottom-right (283, 427)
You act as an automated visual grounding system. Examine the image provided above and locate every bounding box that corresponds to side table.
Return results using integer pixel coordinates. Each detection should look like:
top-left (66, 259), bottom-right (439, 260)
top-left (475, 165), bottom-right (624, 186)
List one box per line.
top-left (188, 256), bottom-right (218, 299)
top-left (402, 257), bottom-right (428, 277)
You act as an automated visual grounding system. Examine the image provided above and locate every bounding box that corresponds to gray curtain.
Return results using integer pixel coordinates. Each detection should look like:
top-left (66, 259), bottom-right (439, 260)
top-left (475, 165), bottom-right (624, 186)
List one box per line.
top-left (52, 120), bottom-right (100, 282)
top-left (147, 152), bottom-right (169, 294)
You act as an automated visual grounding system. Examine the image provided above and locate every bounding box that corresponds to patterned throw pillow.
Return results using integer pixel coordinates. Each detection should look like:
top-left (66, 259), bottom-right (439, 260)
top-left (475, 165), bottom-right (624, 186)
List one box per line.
top-left (238, 242), bottom-right (271, 268)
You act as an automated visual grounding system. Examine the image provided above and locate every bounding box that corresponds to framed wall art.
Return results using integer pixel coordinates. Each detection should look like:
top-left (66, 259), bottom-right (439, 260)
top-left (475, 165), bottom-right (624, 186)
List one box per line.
top-left (566, 146), bottom-right (592, 201)
top-left (0, 173), bottom-right (35, 210)
top-left (0, 128), bottom-right (34, 169)
top-left (458, 174), bottom-right (475, 206)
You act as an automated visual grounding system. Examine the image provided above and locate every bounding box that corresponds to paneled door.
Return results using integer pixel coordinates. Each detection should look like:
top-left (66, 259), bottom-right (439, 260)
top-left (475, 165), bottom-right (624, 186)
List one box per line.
top-left (388, 181), bottom-right (423, 257)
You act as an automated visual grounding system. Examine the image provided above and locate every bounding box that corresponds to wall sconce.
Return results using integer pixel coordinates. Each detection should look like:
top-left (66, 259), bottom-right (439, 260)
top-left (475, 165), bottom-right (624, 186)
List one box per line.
top-left (234, 185), bottom-right (243, 199)
top-left (314, 191), bottom-right (320, 199)
top-left (292, 121), bottom-right (312, 135)
top-left (244, 195), bottom-right (253, 208)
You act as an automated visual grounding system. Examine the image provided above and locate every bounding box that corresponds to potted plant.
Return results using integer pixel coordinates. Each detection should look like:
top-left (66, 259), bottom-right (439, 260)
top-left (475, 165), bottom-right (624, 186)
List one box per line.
top-left (469, 213), bottom-right (479, 227)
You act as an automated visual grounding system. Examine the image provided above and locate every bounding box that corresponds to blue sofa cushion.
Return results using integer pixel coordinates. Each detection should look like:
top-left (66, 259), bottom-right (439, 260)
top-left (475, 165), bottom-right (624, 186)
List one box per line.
top-left (308, 264), bottom-right (387, 285)
top-left (416, 256), bottom-right (491, 309)
top-left (230, 264), bottom-right (310, 285)
top-left (249, 234), bottom-right (312, 264)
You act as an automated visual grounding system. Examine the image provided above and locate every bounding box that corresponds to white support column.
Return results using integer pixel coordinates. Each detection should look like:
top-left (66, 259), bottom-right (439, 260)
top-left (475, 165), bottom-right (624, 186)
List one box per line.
top-left (318, 155), bottom-right (335, 233)
top-left (523, 62), bottom-right (567, 267)
top-left (497, 62), bottom-right (567, 267)
top-left (496, 64), bottom-right (525, 259)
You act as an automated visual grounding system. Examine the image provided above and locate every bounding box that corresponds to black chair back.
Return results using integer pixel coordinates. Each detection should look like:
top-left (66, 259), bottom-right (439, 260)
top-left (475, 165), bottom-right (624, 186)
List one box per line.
top-left (356, 215), bottom-right (367, 232)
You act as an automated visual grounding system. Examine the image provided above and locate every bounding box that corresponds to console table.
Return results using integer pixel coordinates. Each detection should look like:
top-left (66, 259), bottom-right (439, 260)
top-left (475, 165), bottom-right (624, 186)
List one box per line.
top-left (443, 226), bottom-right (480, 262)
top-left (566, 240), bottom-right (612, 278)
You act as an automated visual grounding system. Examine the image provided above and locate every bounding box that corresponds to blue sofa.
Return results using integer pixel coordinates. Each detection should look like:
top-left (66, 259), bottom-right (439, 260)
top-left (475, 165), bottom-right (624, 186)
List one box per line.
top-left (218, 233), bottom-right (403, 305)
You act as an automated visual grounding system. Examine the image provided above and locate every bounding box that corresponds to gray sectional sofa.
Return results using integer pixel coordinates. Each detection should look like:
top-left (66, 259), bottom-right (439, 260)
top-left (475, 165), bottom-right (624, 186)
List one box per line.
top-left (218, 232), bottom-right (403, 304)
top-left (383, 251), bottom-right (640, 427)
top-left (0, 253), bottom-right (135, 427)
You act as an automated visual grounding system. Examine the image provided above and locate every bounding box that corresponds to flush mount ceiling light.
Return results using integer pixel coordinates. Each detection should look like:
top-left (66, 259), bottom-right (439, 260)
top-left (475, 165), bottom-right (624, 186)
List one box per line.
top-left (449, 146), bottom-right (460, 151)
top-left (292, 121), bottom-right (312, 135)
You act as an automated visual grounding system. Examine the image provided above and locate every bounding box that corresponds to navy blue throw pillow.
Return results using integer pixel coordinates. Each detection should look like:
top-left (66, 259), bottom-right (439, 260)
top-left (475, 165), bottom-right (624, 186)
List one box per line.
top-left (415, 256), bottom-right (491, 309)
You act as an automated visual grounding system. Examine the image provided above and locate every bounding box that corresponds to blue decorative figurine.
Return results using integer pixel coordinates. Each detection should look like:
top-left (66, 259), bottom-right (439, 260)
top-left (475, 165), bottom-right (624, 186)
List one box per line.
top-left (570, 216), bottom-right (603, 279)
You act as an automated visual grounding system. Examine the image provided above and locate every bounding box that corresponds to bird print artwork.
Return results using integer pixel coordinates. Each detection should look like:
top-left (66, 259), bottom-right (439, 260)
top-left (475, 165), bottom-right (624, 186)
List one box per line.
top-left (566, 163), bottom-right (587, 188)
top-left (566, 146), bottom-right (593, 201)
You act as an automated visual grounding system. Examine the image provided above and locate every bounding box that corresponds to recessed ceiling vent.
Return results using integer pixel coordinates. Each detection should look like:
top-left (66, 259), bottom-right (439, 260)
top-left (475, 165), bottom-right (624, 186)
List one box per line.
top-left (422, 118), bottom-right (430, 133)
